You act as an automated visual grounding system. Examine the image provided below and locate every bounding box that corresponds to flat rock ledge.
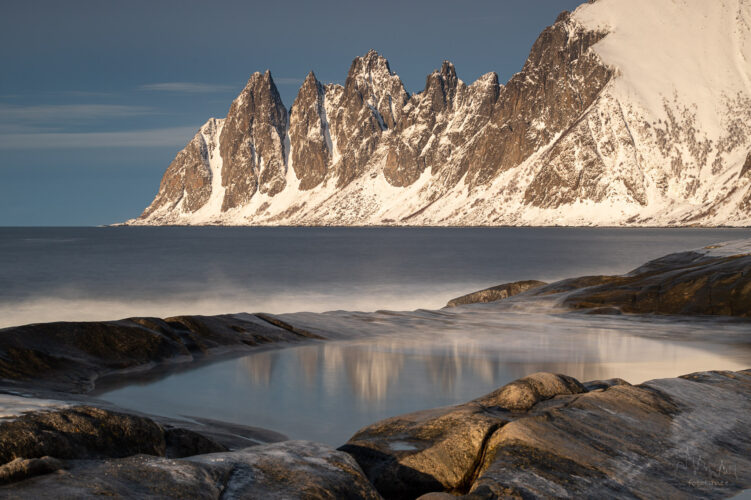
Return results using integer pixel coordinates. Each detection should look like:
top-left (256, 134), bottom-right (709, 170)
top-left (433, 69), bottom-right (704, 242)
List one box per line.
top-left (341, 370), bottom-right (751, 499)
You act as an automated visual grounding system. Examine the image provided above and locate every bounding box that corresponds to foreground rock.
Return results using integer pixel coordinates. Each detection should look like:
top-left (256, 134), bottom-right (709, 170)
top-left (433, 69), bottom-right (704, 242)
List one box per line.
top-left (342, 370), bottom-right (751, 499)
top-left (0, 441), bottom-right (380, 499)
top-left (0, 400), bottom-right (378, 497)
top-left (453, 240), bottom-right (751, 317)
top-left (0, 312), bottom-right (325, 393)
top-left (340, 373), bottom-right (586, 498)
top-left (0, 405), bottom-right (226, 466)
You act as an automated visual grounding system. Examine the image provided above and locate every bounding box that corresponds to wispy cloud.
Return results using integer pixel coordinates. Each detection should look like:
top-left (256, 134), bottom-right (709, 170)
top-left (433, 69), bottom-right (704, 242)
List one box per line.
top-left (0, 103), bottom-right (155, 123)
top-left (138, 82), bottom-right (234, 93)
top-left (0, 126), bottom-right (199, 150)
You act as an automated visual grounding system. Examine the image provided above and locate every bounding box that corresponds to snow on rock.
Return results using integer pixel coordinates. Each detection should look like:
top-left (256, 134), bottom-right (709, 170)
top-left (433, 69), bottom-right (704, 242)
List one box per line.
top-left (130, 0), bottom-right (751, 227)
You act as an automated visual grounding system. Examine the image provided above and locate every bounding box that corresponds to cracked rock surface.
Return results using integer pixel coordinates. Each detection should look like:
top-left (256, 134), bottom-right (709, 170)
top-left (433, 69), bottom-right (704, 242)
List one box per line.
top-left (342, 370), bottom-right (751, 499)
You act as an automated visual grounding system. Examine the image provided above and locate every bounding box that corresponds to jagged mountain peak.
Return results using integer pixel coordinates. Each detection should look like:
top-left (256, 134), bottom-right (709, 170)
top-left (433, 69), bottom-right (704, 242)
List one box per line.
top-left (303, 70), bottom-right (318, 83)
top-left (134, 0), bottom-right (751, 227)
top-left (422, 61), bottom-right (461, 112)
top-left (295, 71), bottom-right (323, 98)
top-left (243, 69), bottom-right (281, 95)
top-left (469, 72), bottom-right (500, 94)
top-left (346, 50), bottom-right (392, 88)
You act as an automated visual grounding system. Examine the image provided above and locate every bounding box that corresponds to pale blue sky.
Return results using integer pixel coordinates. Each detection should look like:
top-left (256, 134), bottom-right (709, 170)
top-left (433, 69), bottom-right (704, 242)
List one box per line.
top-left (0, 0), bottom-right (583, 225)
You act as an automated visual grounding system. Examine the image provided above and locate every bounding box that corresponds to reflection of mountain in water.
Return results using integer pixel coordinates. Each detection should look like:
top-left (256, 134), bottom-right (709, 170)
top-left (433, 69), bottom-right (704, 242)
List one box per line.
top-left (236, 306), bottom-right (751, 403)
top-left (238, 351), bottom-right (278, 387)
top-left (340, 347), bottom-right (404, 402)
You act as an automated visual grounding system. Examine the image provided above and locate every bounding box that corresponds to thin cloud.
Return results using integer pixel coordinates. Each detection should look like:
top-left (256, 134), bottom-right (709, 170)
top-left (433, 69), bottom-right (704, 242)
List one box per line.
top-left (0, 126), bottom-right (199, 150)
top-left (139, 82), bottom-right (234, 93)
top-left (0, 103), bottom-right (156, 123)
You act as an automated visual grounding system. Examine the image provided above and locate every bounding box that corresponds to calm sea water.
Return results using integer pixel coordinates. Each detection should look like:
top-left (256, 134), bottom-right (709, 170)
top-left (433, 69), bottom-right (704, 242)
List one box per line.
top-left (0, 226), bottom-right (748, 327)
top-left (94, 309), bottom-right (751, 446)
top-left (3, 227), bottom-right (750, 445)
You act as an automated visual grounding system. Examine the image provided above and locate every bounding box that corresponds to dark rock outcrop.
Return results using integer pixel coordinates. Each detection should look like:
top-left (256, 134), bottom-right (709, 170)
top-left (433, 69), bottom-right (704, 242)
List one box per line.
top-left (547, 249), bottom-right (751, 316)
top-left (0, 441), bottom-right (381, 499)
top-left (0, 313), bottom-right (325, 392)
top-left (453, 245), bottom-right (751, 317)
top-left (342, 370), bottom-right (751, 499)
top-left (446, 280), bottom-right (547, 307)
top-left (0, 405), bottom-right (226, 465)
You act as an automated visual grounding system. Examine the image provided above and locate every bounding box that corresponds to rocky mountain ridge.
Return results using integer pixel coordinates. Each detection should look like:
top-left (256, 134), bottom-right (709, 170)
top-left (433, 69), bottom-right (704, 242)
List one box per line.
top-left (132, 0), bottom-right (751, 226)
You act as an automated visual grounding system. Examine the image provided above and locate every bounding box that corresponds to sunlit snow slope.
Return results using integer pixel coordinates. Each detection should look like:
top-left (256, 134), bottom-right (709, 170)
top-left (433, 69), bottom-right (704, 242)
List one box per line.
top-left (132, 0), bottom-right (751, 226)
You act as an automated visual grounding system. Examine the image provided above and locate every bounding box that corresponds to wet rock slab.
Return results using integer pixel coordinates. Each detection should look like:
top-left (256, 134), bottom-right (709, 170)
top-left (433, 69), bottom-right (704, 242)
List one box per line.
top-left (341, 370), bottom-right (751, 499)
top-left (0, 441), bottom-right (380, 499)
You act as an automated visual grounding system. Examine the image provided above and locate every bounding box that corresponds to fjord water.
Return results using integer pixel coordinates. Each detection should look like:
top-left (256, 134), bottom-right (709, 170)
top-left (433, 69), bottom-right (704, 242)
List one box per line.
top-left (3, 227), bottom-right (750, 445)
top-left (1, 226), bottom-right (748, 327)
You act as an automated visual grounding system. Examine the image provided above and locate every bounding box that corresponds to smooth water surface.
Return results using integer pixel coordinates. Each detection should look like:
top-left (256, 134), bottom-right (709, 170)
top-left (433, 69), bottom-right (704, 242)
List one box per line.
top-left (1, 226), bottom-right (748, 327)
top-left (95, 305), bottom-right (751, 446)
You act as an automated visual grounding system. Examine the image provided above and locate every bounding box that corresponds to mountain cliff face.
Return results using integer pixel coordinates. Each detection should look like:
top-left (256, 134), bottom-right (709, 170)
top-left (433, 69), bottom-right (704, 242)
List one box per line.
top-left (133, 0), bottom-right (751, 226)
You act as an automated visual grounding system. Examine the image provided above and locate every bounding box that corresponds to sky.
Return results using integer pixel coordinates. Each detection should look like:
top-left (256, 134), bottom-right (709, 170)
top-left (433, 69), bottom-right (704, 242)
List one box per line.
top-left (0, 0), bottom-right (583, 226)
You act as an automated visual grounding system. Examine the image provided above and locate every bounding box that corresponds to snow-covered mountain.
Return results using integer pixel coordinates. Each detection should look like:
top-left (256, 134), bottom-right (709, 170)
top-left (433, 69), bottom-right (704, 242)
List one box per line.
top-left (131, 0), bottom-right (751, 226)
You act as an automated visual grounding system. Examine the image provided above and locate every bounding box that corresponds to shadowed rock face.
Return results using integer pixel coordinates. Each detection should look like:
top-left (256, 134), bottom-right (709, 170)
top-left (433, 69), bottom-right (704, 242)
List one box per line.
top-left (342, 370), bottom-right (751, 499)
top-left (446, 280), bottom-right (547, 307)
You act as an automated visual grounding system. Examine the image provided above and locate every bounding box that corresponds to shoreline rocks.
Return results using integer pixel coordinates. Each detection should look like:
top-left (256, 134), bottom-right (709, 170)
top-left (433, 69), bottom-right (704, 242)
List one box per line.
top-left (449, 242), bottom-right (751, 317)
top-left (445, 280), bottom-right (546, 308)
top-left (0, 313), bottom-right (326, 393)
